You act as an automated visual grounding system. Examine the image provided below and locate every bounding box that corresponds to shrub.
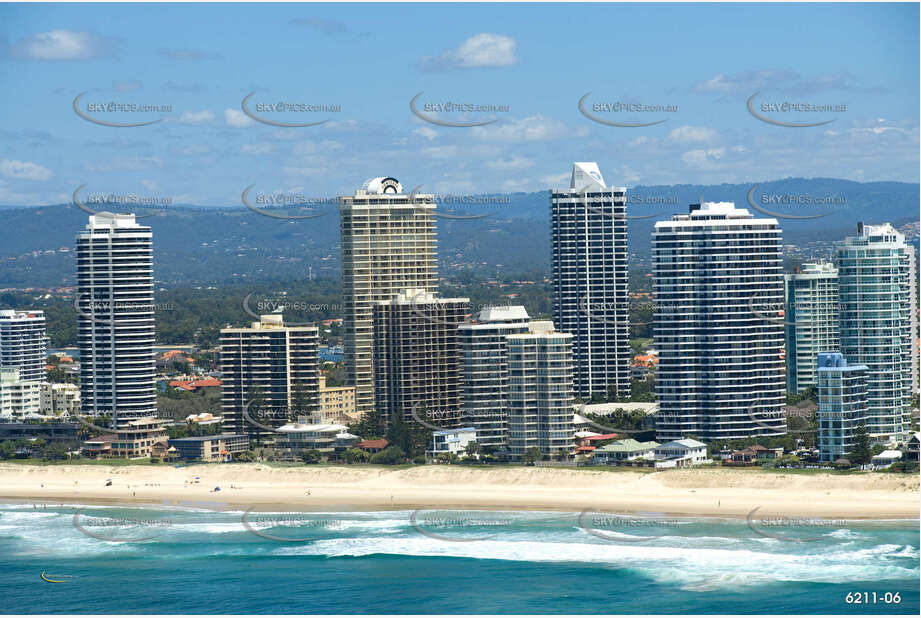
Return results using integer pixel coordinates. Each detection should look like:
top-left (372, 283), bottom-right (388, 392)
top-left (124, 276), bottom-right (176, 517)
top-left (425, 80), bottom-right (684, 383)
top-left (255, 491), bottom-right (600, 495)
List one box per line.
top-left (370, 446), bottom-right (405, 465)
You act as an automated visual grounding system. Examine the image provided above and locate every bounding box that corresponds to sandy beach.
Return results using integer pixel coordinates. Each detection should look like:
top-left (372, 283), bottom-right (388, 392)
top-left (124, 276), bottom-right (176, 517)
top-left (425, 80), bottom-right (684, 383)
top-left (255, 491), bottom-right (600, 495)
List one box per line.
top-left (0, 463), bottom-right (917, 518)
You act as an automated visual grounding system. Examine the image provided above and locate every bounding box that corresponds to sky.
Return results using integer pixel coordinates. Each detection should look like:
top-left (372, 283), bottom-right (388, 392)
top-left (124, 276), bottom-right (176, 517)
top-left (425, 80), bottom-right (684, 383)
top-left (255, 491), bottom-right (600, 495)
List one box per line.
top-left (0, 2), bottom-right (918, 207)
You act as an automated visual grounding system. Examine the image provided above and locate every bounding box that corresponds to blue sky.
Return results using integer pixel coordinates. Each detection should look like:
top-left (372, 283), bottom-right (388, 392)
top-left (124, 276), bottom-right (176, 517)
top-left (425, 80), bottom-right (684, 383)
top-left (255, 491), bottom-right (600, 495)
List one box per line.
top-left (0, 2), bottom-right (918, 206)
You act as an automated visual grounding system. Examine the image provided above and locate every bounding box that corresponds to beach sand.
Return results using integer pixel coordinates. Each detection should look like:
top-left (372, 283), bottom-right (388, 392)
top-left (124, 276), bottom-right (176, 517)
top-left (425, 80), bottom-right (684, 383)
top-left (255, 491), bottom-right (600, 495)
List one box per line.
top-left (0, 463), bottom-right (917, 518)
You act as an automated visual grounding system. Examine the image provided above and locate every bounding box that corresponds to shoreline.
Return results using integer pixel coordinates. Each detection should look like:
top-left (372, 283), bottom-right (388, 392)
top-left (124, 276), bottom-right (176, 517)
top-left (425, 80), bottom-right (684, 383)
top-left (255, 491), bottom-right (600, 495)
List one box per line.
top-left (1, 463), bottom-right (917, 519)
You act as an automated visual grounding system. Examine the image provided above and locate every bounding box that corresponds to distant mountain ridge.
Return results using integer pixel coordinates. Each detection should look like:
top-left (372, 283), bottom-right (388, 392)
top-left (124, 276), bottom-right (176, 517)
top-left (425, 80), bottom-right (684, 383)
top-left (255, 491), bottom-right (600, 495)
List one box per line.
top-left (0, 178), bottom-right (916, 287)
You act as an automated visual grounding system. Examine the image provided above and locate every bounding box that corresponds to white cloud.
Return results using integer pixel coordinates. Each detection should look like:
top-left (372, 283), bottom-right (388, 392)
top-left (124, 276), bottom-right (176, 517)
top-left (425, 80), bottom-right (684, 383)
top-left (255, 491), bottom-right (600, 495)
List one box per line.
top-left (413, 127), bottom-right (438, 141)
top-left (682, 147), bottom-right (727, 167)
top-left (669, 125), bottom-right (718, 143)
top-left (177, 110), bottom-right (215, 125)
top-left (241, 143), bottom-right (274, 155)
top-left (224, 109), bottom-right (254, 128)
top-left (422, 33), bottom-right (518, 70)
top-left (140, 179), bottom-right (160, 192)
top-left (8, 30), bottom-right (117, 61)
top-left (472, 115), bottom-right (583, 143)
top-left (490, 156), bottom-right (535, 171)
top-left (539, 172), bottom-right (570, 187)
top-left (0, 159), bottom-right (52, 181)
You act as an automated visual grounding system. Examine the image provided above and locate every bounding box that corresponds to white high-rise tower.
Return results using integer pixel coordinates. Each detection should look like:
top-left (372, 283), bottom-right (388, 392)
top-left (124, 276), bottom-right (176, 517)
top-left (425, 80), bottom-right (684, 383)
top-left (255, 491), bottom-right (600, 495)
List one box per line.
top-left (76, 212), bottom-right (157, 425)
top-left (550, 162), bottom-right (630, 400)
top-left (653, 202), bottom-right (786, 441)
top-left (836, 222), bottom-right (914, 442)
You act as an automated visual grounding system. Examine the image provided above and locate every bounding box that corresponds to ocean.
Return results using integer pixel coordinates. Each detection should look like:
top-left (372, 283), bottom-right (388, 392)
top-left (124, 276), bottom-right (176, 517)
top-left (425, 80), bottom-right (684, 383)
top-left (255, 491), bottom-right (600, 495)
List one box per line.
top-left (1, 502), bottom-right (917, 614)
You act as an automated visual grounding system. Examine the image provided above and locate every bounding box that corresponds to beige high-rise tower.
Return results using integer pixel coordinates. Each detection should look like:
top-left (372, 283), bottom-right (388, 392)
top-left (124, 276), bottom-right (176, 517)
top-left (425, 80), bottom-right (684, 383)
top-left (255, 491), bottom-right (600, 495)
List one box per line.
top-left (340, 177), bottom-right (438, 416)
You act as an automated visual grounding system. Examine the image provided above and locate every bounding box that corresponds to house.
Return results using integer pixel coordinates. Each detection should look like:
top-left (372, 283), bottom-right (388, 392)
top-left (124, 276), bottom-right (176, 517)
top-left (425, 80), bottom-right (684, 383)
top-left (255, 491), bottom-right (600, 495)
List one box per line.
top-left (654, 439), bottom-right (710, 468)
top-left (275, 419), bottom-right (349, 455)
top-left (905, 432), bottom-right (920, 461)
top-left (428, 427), bottom-right (476, 458)
top-left (871, 450), bottom-right (902, 468)
top-left (748, 444), bottom-right (784, 460)
top-left (167, 434), bottom-right (250, 462)
top-left (357, 438), bottom-right (389, 455)
top-left (169, 376), bottom-right (222, 392)
top-left (727, 448), bottom-right (758, 466)
top-left (592, 439), bottom-right (659, 464)
top-left (725, 444), bottom-right (782, 466)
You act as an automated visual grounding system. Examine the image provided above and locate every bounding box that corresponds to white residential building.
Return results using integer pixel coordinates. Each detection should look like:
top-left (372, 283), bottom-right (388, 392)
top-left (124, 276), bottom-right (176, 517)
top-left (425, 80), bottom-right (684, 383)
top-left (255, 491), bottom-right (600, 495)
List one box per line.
top-left (653, 202), bottom-right (786, 441)
top-left (506, 321), bottom-right (574, 460)
top-left (458, 306), bottom-right (532, 448)
top-left (340, 177), bottom-right (438, 416)
top-left (836, 222), bottom-right (914, 441)
top-left (429, 427), bottom-right (477, 457)
top-left (654, 438), bottom-right (710, 467)
top-left (784, 262), bottom-right (839, 393)
top-left (0, 309), bottom-right (48, 383)
top-left (550, 162), bottom-right (631, 399)
top-left (0, 368), bottom-right (42, 420)
top-left (40, 382), bottom-right (81, 417)
top-left (76, 213), bottom-right (157, 425)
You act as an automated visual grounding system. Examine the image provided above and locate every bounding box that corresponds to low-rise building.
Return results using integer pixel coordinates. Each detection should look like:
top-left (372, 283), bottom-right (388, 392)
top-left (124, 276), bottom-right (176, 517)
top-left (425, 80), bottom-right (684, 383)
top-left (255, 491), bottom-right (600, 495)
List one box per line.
top-left (276, 418), bottom-right (349, 454)
top-left (654, 439), bottom-right (710, 468)
top-left (82, 417), bottom-right (167, 459)
top-left (0, 422), bottom-right (80, 443)
top-left (871, 450), bottom-right (902, 468)
top-left (40, 382), bottom-right (80, 417)
top-left (357, 438), bottom-right (388, 454)
top-left (429, 427), bottom-right (476, 458)
top-left (167, 434), bottom-right (250, 462)
top-left (318, 375), bottom-right (358, 425)
top-left (0, 368), bottom-right (42, 420)
top-left (592, 439), bottom-right (659, 464)
top-left (906, 432), bottom-right (921, 461)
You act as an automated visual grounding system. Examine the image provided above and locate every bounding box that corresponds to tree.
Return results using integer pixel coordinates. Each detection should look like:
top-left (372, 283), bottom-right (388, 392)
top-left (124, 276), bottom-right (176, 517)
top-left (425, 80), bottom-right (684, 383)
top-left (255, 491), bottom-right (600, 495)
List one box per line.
top-left (465, 441), bottom-right (481, 458)
top-left (386, 410), bottom-right (412, 454)
top-left (436, 452), bottom-right (458, 464)
top-left (0, 440), bottom-right (15, 460)
top-left (351, 408), bottom-right (383, 439)
top-left (344, 448), bottom-right (369, 464)
top-left (290, 381), bottom-right (312, 419)
top-left (301, 449), bottom-right (322, 464)
top-left (523, 447), bottom-right (542, 466)
top-left (234, 450), bottom-right (255, 462)
top-left (849, 423), bottom-right (872, 465)
top-left (41, 443), bottom-right (68, 461)
top-left (370, 446), bottom-right (405, 465)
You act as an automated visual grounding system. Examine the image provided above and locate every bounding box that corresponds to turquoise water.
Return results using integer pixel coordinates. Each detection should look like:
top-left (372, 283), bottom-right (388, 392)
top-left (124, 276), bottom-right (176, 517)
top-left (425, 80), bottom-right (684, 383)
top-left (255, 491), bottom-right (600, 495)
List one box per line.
top-left (1, 503), bottom-right (917, 614)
